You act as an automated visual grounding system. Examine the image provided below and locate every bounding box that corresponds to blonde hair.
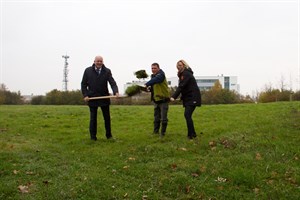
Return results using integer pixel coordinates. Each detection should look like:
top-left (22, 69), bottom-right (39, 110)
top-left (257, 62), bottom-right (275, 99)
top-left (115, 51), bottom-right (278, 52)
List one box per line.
top-left (177, 59), bottom-right (190, 69)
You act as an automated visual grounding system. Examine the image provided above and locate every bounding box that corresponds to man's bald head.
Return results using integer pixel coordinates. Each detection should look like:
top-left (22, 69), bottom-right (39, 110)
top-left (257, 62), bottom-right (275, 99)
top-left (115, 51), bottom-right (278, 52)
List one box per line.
top-left (94, 56), bottom-right (104, 68)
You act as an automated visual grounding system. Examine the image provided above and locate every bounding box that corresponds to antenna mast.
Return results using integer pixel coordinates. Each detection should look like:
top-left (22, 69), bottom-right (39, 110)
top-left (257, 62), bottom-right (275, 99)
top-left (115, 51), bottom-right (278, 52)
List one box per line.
top-left (62, 54), bottom-right (70, 91)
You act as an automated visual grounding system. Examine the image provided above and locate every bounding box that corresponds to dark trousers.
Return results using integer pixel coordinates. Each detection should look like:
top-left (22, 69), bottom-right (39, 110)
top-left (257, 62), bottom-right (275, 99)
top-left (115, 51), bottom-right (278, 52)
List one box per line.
top-left (89, 105), bottom-right (112, 139)
top-left (184, 105), bottom-right (196, 137)
top-left (153, 102), bottom-right (169, 134)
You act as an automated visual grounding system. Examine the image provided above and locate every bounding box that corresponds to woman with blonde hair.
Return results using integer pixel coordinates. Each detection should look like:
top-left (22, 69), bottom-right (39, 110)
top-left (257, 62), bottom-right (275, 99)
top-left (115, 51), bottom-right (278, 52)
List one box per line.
top-left (170, 59), bottom-right (201, 139)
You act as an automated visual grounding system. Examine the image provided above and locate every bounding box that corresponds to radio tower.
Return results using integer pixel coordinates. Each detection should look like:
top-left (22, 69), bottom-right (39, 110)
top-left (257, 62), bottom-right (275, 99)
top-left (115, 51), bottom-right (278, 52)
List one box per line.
top-left (62, 54), bottom-right (70, 91)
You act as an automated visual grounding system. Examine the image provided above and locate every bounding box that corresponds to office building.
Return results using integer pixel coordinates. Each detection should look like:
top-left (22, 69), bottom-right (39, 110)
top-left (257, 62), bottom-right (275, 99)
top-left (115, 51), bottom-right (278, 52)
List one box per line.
top-left (167, 75), bottom-right (239, 92)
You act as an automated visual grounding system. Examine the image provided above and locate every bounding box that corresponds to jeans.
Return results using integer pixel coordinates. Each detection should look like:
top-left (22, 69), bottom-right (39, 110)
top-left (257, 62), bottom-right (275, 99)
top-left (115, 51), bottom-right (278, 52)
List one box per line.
top-left (153, 102), bottom-right (169, 134)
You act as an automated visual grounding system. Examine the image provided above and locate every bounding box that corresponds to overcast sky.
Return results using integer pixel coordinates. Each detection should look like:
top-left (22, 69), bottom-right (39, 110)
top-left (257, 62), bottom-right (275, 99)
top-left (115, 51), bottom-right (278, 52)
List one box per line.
top-left (1, 0), bottom-right (299, 96)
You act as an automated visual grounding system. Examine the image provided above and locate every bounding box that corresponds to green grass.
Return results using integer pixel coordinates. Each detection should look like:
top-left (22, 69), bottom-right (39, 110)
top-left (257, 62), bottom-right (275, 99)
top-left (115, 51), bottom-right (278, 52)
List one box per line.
top-left (0, 102), bottom-right (299, 199)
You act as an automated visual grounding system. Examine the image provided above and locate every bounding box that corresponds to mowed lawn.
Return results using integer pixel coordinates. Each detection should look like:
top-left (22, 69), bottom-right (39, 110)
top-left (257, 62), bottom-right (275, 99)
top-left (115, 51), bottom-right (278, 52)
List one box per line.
top-left (0, 102), bottom-right (299, 199)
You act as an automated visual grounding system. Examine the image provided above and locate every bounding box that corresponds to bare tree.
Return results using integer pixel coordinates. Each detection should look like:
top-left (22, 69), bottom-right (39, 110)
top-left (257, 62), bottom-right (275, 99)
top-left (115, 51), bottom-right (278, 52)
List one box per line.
top-left (278, 74), bottom-right (286, 92)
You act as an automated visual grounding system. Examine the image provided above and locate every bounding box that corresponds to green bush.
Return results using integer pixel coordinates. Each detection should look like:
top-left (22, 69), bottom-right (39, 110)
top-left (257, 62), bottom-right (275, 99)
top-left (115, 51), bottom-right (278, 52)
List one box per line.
top-left (125, 85), bottom-right (142, 96)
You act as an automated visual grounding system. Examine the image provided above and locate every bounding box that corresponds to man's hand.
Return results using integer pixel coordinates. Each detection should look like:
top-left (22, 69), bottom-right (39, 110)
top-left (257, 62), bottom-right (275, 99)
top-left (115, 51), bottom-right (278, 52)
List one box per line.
top-left (115, 93), bottom-right (120, 97)
top-left (144, 85), bottom-right (151, 92)
top-left (170, 97), bottom-right (175, 102)
top-left (84, 96), bottom-right (89, 102)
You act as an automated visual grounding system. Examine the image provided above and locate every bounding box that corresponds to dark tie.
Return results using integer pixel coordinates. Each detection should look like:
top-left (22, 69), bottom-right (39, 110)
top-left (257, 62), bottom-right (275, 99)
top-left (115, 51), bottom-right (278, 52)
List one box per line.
top-left (96, 69), bottom-right (100, 75)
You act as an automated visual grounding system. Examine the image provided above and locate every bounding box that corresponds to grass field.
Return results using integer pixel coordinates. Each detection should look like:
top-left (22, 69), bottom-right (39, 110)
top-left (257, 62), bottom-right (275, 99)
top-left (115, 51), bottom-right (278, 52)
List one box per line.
top-left (0, 102), bottom-right (299, 199)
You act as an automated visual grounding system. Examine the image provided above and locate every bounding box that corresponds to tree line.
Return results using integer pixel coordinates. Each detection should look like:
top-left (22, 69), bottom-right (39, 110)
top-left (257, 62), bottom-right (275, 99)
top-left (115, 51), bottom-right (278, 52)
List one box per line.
top-left (0, 84), bottom-right (23, 105)
top-left (0, 82), bottom-right (299, 105)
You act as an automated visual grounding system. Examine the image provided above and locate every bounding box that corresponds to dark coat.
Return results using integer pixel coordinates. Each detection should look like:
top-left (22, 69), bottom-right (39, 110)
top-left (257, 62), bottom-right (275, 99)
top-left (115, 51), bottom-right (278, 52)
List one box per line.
top-left (172, 68), bottom-right (201, 107)
top-left (81, 64), bottom-right (118, 107)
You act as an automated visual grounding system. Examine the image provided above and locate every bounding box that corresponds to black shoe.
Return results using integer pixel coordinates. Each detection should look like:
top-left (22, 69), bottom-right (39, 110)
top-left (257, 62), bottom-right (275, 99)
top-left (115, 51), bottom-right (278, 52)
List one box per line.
top-left (107, 136), bottom-right (113, 140)
top-left (192, 133), bottom-right (197, 138)
top-left (187, 136), bottom-right (194, 140)
top-left (91, 137), bottom-right (97, 141)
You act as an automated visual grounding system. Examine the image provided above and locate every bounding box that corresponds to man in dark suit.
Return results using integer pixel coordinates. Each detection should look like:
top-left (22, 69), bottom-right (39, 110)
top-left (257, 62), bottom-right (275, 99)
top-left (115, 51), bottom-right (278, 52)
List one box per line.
top-left (81, 55), bottom-right (119, 140)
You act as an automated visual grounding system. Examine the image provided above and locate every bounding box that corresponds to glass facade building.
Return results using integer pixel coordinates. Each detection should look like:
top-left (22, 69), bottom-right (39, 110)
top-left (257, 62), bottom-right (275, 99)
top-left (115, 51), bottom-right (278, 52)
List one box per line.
top-left (124, 75), bottom-right (240, 94)
top-left (167, 75), bottom-right (239, 93)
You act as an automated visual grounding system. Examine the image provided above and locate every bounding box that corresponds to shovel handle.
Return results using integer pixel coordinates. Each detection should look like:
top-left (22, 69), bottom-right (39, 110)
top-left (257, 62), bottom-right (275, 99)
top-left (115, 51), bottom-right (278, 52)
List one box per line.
top-left (88, 95), bottom-right (127, 100)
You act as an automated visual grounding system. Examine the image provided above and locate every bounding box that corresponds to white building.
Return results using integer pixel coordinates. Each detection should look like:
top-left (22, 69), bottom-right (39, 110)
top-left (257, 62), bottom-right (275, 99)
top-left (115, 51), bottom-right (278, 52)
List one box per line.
top-left (167, 75), bottom-right (239, 93)
top-left (124, 80), bottom-right (148, 93)
top-left (124, 75), bottom-right (239, 94)
top-left (22, 94), bottom-right (34, 103)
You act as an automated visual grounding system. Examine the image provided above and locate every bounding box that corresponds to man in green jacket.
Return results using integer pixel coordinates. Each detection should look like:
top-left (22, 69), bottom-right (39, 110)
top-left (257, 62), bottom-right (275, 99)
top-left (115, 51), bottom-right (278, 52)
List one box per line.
top-left (145, 63), bottom-right (170, 138)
